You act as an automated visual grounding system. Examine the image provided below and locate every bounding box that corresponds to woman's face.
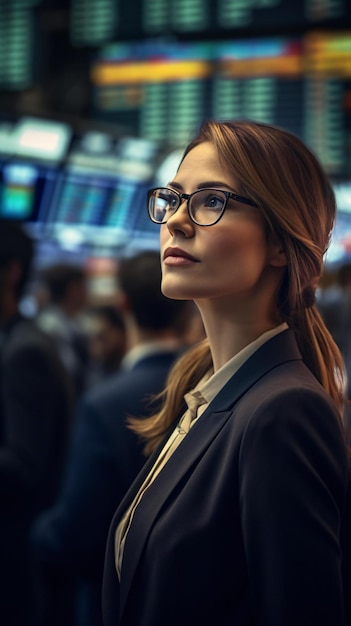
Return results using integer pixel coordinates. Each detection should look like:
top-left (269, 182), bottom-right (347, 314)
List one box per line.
top-left (160, 141), bottom-right (285, 311)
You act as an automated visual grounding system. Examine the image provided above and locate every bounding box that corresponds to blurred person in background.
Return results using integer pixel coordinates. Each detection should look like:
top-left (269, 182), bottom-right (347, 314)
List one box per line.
top-left (31, 250), bottom-right (191, 626)
top-left (85, 304), bottom-right (126, 389)
top-left (0, 221), bottom-right (73, 626)
top-left (37, 262), bottom-right (90, 402)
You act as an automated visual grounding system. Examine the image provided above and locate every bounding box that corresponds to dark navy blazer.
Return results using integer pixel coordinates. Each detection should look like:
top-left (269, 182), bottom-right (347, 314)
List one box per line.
top-left (102, 330), bottom-right (349, 626)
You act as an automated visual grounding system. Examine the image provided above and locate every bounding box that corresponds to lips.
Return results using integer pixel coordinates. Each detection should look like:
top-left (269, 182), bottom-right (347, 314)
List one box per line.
top-left (163, 247), bottom-right (199, 262)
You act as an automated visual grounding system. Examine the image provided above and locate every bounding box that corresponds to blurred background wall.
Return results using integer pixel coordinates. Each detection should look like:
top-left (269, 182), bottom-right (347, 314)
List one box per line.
top-left (1, 0), bottom-right (351, 300)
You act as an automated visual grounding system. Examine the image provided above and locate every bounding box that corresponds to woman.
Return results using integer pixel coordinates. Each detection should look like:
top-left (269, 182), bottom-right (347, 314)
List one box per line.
top-left (102, 120), bottom-right (350, 626)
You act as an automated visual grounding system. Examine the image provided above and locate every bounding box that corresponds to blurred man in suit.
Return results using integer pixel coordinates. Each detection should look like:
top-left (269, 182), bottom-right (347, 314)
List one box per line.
top-left (37, 262), bottom-right (89, 402)
top-left (0, 221), bottom-right (73, 626)
top-left (85, 304), bottom-right (126, 389)
top-left (31, 251), bottom-right (191, 626)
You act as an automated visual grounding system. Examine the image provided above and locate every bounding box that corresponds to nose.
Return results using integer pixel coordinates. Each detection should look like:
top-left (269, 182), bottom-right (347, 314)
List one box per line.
top-left (166, 197), bottom-right (194, 236)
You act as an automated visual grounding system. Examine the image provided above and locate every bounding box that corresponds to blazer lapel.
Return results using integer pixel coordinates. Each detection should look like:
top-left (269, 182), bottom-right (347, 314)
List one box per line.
top-left (116, 329), bottom-right (302, 619)
top-left (119, 406), bottom-right (232, 618)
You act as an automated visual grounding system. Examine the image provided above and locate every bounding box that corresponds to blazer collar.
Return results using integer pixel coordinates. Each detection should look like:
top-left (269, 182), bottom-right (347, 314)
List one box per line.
top-left (111, 329), bottom-right (302, 620)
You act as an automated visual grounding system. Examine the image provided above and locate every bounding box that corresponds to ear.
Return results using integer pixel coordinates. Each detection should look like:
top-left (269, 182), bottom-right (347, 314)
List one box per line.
top-left (268, 235), bottom-right (288, 268)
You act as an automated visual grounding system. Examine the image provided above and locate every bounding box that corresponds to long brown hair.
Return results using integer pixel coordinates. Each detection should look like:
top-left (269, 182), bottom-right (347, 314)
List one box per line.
top-left (129, 119), bottom-right (346, 456)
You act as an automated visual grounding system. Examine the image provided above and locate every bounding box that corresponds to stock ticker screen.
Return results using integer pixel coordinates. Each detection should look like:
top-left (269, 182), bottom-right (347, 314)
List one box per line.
top-left (72, 0), bottom-right (351, 42)
top-left (44, 133), bottom-right (162, 256)
top-left (0, 119), bottom-right (164, 264)
top-left (91, 34), bottom-right (351, 179)
top-left (2, 0), bottom-right (348, 89)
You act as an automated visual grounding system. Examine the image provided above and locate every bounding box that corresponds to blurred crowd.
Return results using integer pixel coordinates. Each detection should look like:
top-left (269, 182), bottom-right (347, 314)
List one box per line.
top-left (0, 221), bottom-right (205, 626)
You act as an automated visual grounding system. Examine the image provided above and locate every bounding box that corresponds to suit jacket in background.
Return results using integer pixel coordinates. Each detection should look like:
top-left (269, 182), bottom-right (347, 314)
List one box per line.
top-left (102, 330), bottom-right (350, 626)
top-left (0, 315), bottom-right (73, 626)
top-left (31, 348), bottom-right (181, 626)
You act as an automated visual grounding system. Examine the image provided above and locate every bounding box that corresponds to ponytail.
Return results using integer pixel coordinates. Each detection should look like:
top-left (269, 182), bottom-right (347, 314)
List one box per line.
top-left (289, 304), bottom-right (346, 414)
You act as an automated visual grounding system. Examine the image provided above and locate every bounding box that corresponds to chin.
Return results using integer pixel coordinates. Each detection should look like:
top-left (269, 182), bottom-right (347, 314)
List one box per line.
top-left (161, 279), bottom-right (193, 301)
top-left (161, 289), bottom-right (191, 301)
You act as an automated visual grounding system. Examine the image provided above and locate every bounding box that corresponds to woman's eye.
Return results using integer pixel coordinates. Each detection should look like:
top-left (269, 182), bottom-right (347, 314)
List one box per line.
top-left (204, 194), bottom-right (224, 210)
top-left (169, 196), bottom-right (178, 209)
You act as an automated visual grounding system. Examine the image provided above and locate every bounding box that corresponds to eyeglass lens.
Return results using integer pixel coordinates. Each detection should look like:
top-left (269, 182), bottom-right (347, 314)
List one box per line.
top-left (150, 189), bottom-right (227, 225)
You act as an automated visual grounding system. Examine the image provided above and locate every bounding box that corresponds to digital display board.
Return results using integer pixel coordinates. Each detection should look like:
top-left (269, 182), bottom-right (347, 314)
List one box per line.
top-left (0, 121), bottom-right (164, 262)
top-left (92, 41), bottom-right (213, 146)
top-left (92, 38), bottom-right (306, 145)
top-left (70, 0), bottom-right (351, 42)
top-left (0, 0), bottom-right (35, 89)
top-left (213, 39), bottom-right (304, 139)
top-left (304, 32), bottom-right (351, 177)
top-left (70, 0), bottom-right (119, 46)
top-left (92, 34), bottom-right (351, 177)
top-left (0, 117), bottom-right (72, 236)
top-left (0, 160), bottom-right (58, 225)
top-left (44, 132), bottom-right (162, 257)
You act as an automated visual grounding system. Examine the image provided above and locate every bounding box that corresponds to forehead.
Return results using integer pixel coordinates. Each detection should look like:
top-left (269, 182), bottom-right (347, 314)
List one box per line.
top-left (174, 142), bottom-right (233, 187)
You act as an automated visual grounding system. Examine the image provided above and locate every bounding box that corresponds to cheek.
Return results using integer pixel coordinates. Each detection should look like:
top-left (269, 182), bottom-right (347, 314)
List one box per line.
top-left (210, 225), bottom-right (270, 274)
top-left (210, 222), bottom-right (265, 252)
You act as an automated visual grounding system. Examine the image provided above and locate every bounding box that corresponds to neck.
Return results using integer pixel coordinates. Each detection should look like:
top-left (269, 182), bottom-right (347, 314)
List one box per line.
top-left (196, 301), bottom-right (280, 372)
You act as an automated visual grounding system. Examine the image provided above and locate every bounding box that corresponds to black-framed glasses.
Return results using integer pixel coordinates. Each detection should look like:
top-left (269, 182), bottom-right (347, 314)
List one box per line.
top-left (147, 187), bottom-right (258, 227)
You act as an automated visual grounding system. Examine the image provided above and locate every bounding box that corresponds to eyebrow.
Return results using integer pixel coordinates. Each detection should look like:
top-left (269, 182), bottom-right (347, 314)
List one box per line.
top-left (168, 181), bottom-right (234, 191)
